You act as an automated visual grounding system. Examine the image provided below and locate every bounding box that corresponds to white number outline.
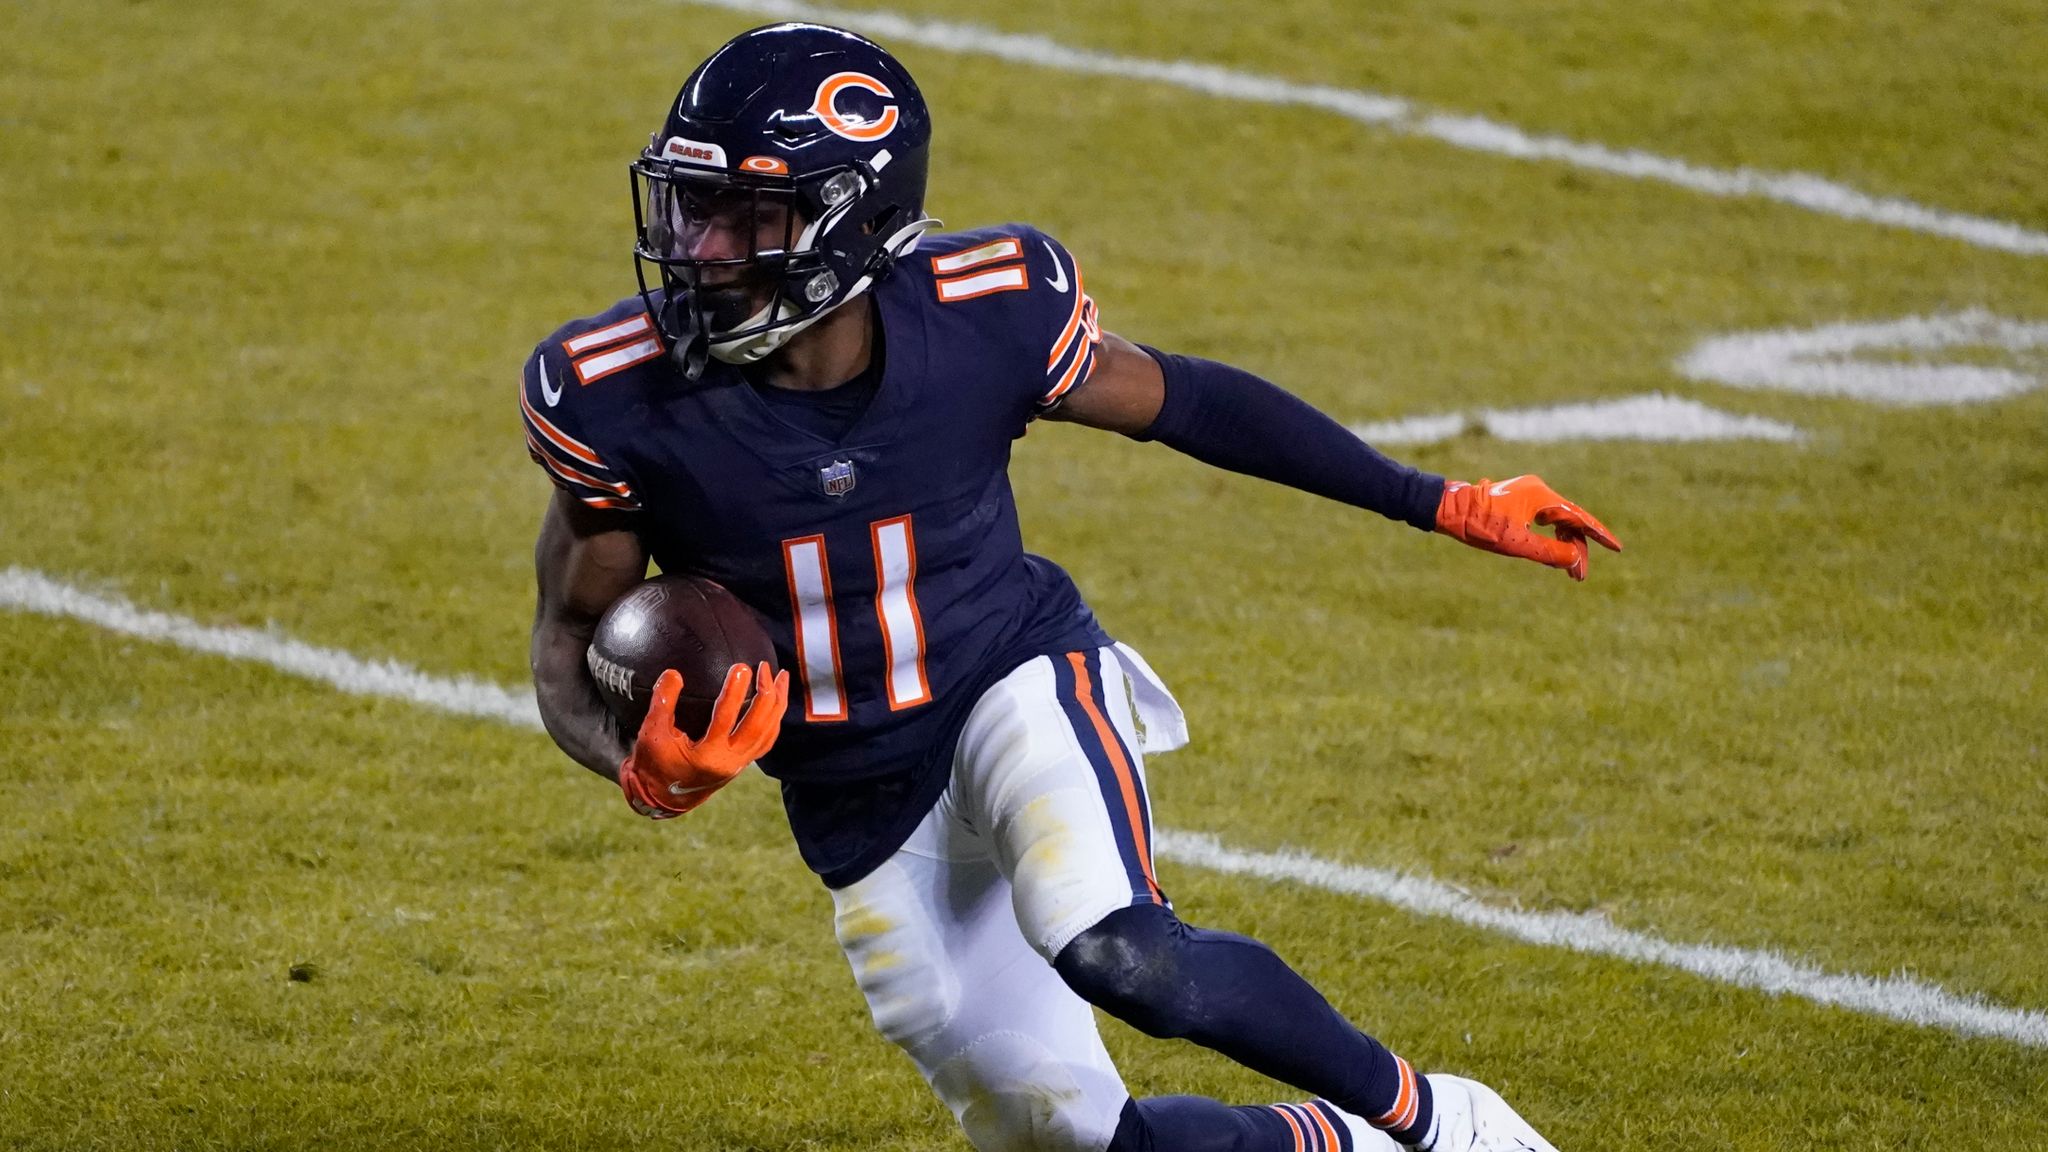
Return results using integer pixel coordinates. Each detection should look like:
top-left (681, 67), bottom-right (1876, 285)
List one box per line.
top-left (780, 534), bottom-right (848, 723)
top-left (780, 514), bottom-right (931, 721)
top-left (869, 514), bottom-right (933, 711)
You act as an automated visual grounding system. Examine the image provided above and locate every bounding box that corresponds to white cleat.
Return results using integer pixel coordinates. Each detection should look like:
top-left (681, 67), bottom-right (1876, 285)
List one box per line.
top-left (1419, 1074), bottom-right (1560, 1152)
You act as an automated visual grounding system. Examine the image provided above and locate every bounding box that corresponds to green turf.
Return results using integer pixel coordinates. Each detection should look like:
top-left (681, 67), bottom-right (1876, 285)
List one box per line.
top-left (4, 0), bottom-right (2046, 1148)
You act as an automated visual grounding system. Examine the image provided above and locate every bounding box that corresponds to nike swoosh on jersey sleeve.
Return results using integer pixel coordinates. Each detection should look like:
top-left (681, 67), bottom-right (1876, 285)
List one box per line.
top-left (519, 348), bottom-right (642, 511)
top-left (1040, 239), bottom-right (1070, 293)
top-left (1040, 246), bottom-right (1102, 409)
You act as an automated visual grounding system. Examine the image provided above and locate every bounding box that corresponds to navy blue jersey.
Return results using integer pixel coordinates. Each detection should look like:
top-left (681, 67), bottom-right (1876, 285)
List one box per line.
top-left (522, 224), bottom-right (1113, 887)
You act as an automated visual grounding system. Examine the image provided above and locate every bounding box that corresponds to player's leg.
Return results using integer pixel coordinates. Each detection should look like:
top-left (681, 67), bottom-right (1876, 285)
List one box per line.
top-left (967, 646), bottom-right (1557, 1152)
top-left (1058, 901), bottom-right (1437, 1143)
top-left (831, 800), bottom-right (1129, 1151)
top-left (1068, 904), bottom-right (1573, 1151)
top-left (940, 651), bottom-right (1400, 1151)
top-left (834, 822), bottom-right (1391, 1152)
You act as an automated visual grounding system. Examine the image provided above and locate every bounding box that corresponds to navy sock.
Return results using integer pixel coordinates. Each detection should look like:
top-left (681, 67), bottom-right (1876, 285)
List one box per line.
top-left (1111, 1096), bottom-right (1360, 1152)
top-left (1056, 904), bottom-right (1435, 1143)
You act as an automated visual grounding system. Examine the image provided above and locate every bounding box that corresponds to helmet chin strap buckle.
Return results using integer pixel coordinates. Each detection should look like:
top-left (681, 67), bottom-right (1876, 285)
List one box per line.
top-left (868, 215), bottom-right (938, 279)
top-left (663, 293), bottom-right (712, 381)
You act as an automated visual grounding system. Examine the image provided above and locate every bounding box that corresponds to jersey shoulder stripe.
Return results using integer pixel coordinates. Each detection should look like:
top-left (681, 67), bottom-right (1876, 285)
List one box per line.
top-left (523, 428), bottom-right (630, 497)
top-left (916, 224), bottom-right (1107, 409)
top-left (520, 301), bottom-right (652, 511)
top-left (519, 379), bottom-right (603, 469)
top-left (520, 372), bottom-right (642, 510)
top-left (1036, 239), bottom-right (1102, 408)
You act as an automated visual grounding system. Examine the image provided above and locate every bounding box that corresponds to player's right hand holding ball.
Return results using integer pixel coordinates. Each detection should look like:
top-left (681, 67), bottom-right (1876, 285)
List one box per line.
top-left (619, 663), bottom-right (790, 819)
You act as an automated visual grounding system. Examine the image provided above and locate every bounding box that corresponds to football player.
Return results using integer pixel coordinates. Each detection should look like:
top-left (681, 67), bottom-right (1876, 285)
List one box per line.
top-left (524, 22), bottom-right (1619, 1152)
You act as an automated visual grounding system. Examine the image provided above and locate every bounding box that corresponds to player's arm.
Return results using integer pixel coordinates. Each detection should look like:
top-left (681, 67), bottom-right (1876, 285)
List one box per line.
top-left (529, 489), bottom-right (790, 819)
top-left (530, 488), bottom-right (646, 781)
top-left (1045, 333), bottom-right (1621, 579)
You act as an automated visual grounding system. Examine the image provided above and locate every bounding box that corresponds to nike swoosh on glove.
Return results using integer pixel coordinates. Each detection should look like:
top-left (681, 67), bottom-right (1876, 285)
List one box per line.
top-left (619, 662), bottom-right (789, 818)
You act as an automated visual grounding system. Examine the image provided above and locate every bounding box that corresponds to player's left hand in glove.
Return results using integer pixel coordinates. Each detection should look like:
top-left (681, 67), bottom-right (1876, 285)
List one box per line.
top-left (1435, 474), bottom-right (1622, 581)
top-left (618, 662), bottom-right (789, 818)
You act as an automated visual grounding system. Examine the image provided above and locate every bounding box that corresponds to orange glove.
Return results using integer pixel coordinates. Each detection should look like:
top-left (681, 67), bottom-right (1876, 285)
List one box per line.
top-left (1435, 474), bottom-right (1622, 581)
top-left (618, 662), bottom-right (789, 819)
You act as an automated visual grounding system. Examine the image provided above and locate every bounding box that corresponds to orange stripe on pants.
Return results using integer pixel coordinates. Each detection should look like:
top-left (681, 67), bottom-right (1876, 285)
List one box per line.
top-left (1067, 651), bottom-right (1164, 904)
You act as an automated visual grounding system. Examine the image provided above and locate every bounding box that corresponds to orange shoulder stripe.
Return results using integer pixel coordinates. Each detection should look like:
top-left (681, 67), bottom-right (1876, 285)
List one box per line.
top-left (519, 385), bottom-right (607, 470)
top-left (1040, 334), bottom-right (1097, 406)
top-left (525, 432), bottom-right (632, 496)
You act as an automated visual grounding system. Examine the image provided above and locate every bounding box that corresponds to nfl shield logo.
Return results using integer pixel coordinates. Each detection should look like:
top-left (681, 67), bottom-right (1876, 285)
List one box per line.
top-left (819, 459), bottom-right (857, 497)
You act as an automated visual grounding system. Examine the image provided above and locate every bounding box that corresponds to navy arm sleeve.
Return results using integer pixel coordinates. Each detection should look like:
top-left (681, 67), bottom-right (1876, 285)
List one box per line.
top-left (1135, 348), bottom-right (1444, 531)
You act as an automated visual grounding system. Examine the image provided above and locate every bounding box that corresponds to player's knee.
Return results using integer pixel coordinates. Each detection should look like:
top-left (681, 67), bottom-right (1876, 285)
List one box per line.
top-left (1052, 903), bottom-right (1200, 1040)
top-left (930, 1032), bottom-right (1123, 1152)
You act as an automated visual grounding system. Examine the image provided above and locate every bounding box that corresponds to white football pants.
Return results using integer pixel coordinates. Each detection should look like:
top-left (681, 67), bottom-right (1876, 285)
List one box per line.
top-left (830, 644), bottom-right (1185, 1152)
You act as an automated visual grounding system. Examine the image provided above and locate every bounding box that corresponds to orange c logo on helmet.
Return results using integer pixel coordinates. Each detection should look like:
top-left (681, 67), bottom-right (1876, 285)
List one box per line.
top-left (810, 72), bottom-right (900, 142)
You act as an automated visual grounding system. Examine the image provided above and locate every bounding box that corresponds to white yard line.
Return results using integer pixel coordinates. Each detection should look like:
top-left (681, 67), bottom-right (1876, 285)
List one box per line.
top-left (677, 0), bottom-right (2048, 258)
top-left (0, 568), bottom-right (541, 729)
top-left (1156, 832), bottom-right (2048, 1048)
top-left (1348, 392), bottom-right (1805, 446)
top-left (1678, 310), bottom-right (2048, 406)
top-left (6, 565), bottom-right (2046, 1049)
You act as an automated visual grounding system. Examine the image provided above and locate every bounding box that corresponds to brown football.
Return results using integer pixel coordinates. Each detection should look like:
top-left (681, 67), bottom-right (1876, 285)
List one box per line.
top-left (586, 575), bottom-right (778, 738)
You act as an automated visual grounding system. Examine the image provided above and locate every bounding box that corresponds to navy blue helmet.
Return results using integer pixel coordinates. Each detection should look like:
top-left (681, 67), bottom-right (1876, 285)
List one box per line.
top-left (632, 23), bottom-right (935, 377)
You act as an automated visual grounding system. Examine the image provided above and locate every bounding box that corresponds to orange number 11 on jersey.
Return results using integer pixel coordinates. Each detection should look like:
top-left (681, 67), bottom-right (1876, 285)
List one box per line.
top-left (780, 514), bottom-right (931, 722)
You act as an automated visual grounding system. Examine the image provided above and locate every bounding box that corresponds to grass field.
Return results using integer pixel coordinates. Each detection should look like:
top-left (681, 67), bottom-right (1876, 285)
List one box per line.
top-left (3, 0), bottom-right (2046, 1148)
